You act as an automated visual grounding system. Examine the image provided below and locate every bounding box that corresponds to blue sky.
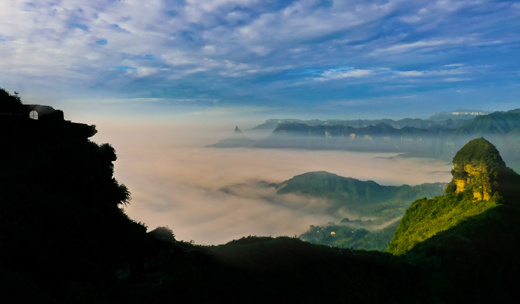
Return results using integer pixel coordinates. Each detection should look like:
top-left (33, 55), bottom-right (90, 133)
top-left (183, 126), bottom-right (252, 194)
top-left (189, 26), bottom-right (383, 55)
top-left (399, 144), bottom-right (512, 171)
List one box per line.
top-left (1, 0), bottom-right (520, 121)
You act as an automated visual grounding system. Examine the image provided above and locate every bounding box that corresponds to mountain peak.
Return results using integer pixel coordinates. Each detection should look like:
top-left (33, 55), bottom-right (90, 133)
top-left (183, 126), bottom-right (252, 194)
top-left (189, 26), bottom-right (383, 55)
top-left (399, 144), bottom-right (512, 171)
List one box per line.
top-left (234, 126), bottom-right (242, 134)
top-left (448, 137), bottom-right (506, 200)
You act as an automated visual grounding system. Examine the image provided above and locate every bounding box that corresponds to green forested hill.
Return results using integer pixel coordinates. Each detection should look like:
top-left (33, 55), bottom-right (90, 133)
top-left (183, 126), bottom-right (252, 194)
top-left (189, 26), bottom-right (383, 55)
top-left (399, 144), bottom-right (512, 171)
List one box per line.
top-left (454, 109), bottom-right (520, 135)
top-left (277, 171), bottom-right (403, 205)
top-left (387, 194), bottom-right (500, 255)
top-left (278, 171), bottom-right (445, 251)
top-left (277, 171), bottom-right (445, 218)
top-left (386, 138), bottom-right (520, 301)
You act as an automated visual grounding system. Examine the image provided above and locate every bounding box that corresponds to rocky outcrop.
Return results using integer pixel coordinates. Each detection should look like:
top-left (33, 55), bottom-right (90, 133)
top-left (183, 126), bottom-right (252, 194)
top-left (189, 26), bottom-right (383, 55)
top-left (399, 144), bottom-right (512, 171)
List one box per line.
top-left (452, 163), bottom-right (493, 200)
top-left (449, 137), bottom-right (505, 201)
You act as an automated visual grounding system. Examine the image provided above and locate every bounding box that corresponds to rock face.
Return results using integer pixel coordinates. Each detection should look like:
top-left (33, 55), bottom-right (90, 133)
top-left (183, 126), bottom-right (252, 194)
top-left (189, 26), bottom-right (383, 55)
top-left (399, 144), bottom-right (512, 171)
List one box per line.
top-left (448, 137), bottom-right (506, 201)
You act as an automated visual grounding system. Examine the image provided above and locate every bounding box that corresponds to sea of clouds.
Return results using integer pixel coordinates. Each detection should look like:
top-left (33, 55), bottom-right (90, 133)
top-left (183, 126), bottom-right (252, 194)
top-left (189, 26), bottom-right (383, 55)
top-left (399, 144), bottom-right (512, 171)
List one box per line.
top-left (89, 120), bottom-right (452, 245)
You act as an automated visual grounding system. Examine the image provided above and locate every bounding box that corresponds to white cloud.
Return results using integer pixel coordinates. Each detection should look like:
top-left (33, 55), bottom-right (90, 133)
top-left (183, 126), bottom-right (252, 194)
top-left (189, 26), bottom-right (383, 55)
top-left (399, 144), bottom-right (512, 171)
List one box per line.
top-left (373, 37), bottom-right (470, 55)
top-left (315, 68), bottom-right (373, 82)
top-left (0, 0), bottom-right (518, 108)
top-left (396, 67), bottom-right (466, 77)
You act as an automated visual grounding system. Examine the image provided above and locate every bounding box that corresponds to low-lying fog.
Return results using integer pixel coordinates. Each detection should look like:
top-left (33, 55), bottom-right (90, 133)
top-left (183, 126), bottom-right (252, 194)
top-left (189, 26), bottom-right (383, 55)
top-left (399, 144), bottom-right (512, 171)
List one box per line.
top-left (92, 121), bottom-right (452, 245)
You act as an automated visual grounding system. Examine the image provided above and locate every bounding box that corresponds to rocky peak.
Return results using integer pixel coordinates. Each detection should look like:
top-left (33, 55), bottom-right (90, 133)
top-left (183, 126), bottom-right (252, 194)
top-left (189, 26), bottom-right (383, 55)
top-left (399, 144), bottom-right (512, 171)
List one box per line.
top-left (449, 137), bottom-right (506, 200)
top-left (234, 126), bottom-right (243, 134)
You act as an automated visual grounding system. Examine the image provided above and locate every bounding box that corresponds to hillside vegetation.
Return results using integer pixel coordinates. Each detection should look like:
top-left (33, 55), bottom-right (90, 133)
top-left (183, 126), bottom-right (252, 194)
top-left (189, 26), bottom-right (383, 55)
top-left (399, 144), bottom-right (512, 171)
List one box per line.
top-left (277, 171), bottom-right (445, 219)
top-left (388, 138), bottom-right (520, 255)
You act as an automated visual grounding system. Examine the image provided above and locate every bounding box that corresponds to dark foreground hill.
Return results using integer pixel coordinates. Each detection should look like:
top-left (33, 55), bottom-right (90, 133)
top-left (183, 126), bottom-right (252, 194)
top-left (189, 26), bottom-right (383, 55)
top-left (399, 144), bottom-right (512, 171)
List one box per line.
top-left (2, 89), bottom-right (520, 303)
top-left (0, 89), bottom-right (180, 303)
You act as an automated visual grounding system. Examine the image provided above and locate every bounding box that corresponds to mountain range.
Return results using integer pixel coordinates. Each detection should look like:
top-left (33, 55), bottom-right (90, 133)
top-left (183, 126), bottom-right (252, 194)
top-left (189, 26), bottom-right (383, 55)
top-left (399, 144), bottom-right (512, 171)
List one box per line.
top-left (251, 109), bottom-right (488, 131)
top-left (2, 88), bottom-right (520, 303)
top-left (210, 108), bottom-right (520, 172)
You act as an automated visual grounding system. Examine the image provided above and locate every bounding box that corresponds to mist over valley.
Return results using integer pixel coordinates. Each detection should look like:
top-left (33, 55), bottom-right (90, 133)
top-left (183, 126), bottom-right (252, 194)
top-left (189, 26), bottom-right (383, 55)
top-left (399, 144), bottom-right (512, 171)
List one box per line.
top-left (91, 119), bottom-right (454, 245)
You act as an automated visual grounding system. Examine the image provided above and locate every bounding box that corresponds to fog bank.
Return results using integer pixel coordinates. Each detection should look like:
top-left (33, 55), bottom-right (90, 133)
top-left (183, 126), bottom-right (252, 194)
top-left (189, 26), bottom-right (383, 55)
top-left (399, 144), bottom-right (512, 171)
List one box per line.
top-left (92, 121), bottom-right (452, 245)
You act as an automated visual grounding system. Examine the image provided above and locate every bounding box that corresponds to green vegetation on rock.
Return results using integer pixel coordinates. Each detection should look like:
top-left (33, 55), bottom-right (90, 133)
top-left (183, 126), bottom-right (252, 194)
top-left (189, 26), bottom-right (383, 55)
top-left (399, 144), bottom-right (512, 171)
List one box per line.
top-left (388, 138), bottom-right (519, 256)
top-left (387, 193), bottom-right (500, 255)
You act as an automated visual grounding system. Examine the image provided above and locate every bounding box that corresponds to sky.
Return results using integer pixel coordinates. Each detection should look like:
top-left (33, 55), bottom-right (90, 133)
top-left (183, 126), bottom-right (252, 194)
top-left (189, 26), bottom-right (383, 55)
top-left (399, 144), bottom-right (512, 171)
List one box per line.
top-left (1, 0), bottom-right (519, 244)
top-left (1, 0), bottom-right (519, 121)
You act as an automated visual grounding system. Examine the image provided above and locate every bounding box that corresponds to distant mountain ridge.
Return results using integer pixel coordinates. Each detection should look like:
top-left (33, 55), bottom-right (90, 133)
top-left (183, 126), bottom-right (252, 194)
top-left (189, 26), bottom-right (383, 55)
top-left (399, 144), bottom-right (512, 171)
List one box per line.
top-left (429, 109), bottom-right (490, 121)
top-left (249, 108), bottom-right (520, 171)
top-left (268, 108), bottom-right (520, 138)
top-left (207, 125), bottom-right (256, 148)
top-left (454, 108), bottom-right (520, 135)
top-left (210, 109), bottom-right (520, 172)
top-left (251, 113), bottom-right (475, 131)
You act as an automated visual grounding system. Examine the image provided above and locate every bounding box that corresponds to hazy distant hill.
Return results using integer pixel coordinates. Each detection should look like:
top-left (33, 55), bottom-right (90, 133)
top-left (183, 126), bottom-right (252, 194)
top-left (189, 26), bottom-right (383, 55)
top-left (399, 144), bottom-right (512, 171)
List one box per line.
top-left (251, 111), bottom-right (478, 131)
top-left (213, 109), bottom-right (520, 172)
top-left (454, 109), bottom-right (520, 135)
top-left (207, 126), bottom-right (256, 148)
top-left (267, 109), bottom-right (520, 140)
top-left (428, 109), bottom-right (490, 121)
top-left (251, 118), bottom-right (311, 130)
top-left (250, 109), bottom-right (520, 171)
